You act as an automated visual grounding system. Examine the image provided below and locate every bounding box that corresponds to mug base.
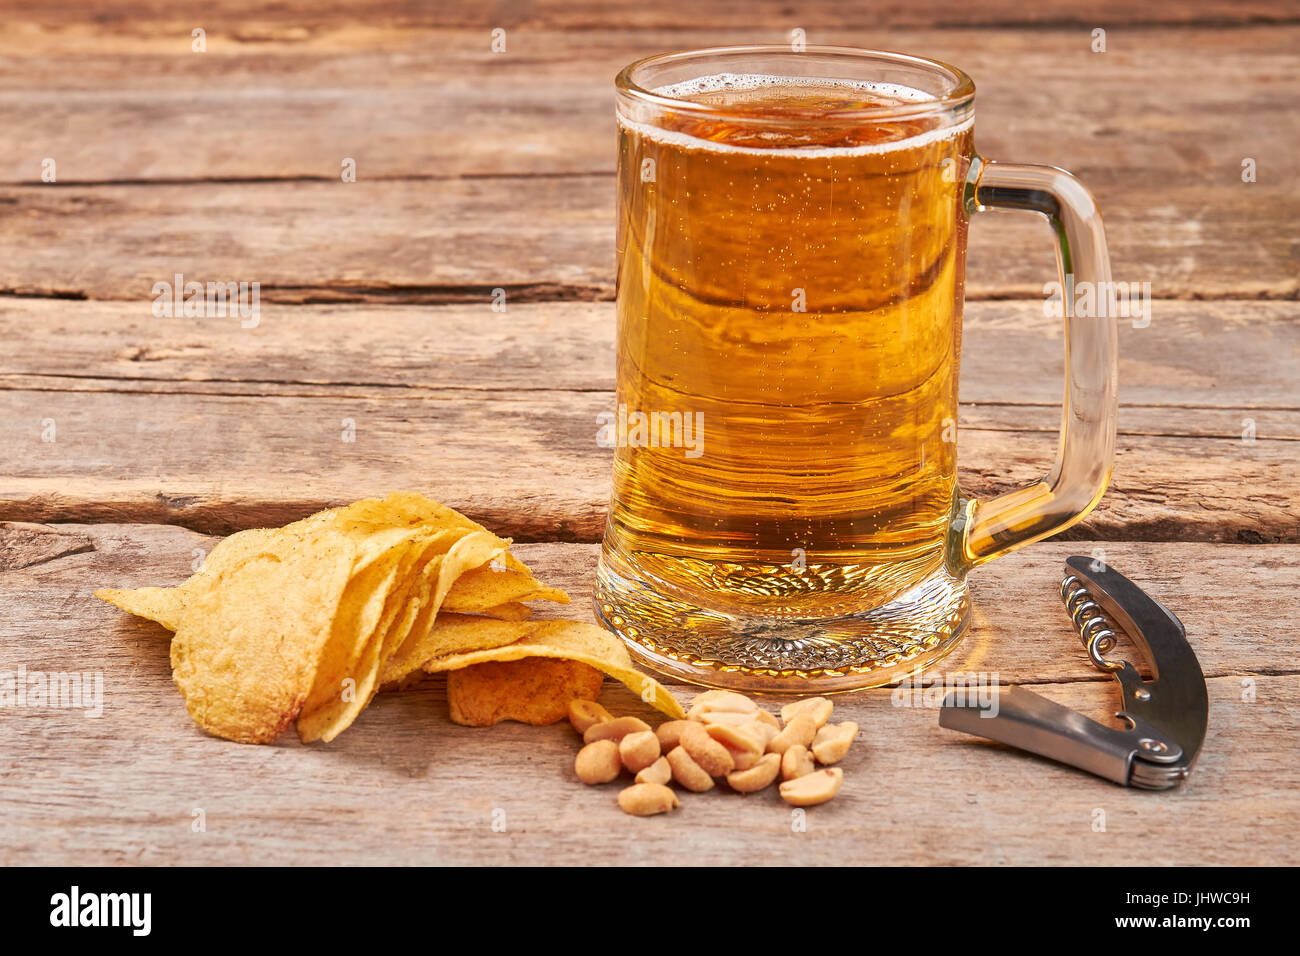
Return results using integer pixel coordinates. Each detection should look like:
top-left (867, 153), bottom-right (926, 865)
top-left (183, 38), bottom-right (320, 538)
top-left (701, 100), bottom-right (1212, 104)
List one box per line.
top-left (594, 559), bottom-right (969, 694)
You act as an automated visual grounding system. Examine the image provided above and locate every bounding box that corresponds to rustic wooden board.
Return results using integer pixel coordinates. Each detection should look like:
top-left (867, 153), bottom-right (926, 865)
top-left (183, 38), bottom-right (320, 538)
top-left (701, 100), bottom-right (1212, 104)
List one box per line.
top-left (1, 299), bottom-right (1294, 540)
top-left (3, 0), bottom-right (1294, 45)
top-left (2, 673), bottom-right (1291, 866)
top-left (1, 180), bottom-right (1290, 302)
top-left (15, 524), bottom-right (1287, 681)
top-left (0, 0), bottom-right (1294, 868)
top-left (3, 27), bottom-right (1295, 186)
top-left (3, 417), bottom-right (1292, 542)
top-left (1, 26), bottom-right (1295, 299)
top-left (1, 524), bottom-right (1294, 866)
top-left (2, 298), bottom-right (1295, 410)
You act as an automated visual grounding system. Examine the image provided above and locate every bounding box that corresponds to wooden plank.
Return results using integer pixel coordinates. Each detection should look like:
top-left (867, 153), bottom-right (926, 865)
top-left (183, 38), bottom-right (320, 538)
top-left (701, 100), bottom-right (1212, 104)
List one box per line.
top-left (8, 673), bottom-right (1291, 865)
top-left (0, 177), bottom-right (1293, 302)
top-left (1, 387), bottom-right (1295, 541)
top-left (1, 27), bottom-right (1295, 299)
top-left (15, 526), bottom-right (1289, 681)
top-left (3, 27), bottom-right (1295, 186)
top-left (2, 0), bottom-right (1294, 49)
top-left (0, 3), bottom-right (1287, 870)
top-left (0, 178), bottom-right (610, 302)
top-left (2, 298), bottom-right (1296, 410)
top-left (1, 525), bottom-right (1295, 866)
top-left (4, 297), bottom-right (1297, 445)
top-left (1, 299), bottom-right (1294, 540)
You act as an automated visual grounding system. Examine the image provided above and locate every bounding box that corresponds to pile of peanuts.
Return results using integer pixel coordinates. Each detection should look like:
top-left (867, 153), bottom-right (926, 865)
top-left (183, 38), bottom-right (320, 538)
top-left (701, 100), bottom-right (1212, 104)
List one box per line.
top-left (568, 689), bottom-right (858, 817)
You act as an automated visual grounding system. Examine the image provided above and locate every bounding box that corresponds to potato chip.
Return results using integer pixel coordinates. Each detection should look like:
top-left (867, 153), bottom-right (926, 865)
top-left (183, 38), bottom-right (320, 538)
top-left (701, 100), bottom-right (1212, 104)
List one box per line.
top-left (299, 529), bottom-right (509, 743)
top-left (442, 565), bottom-right (569, 614)
top-left (301, 529), bottom-right (470, 742)
top-left (169, 522), bottom-right (359, 744)
top-left (339, 492), bottom-right (530, 573)
top-left (294, 494), bottom-right (525, 741)
top-left (333, 492), bottom-right (476, 530)
top-left (375, 532), bottom-right (511, 688)
top-left (421, 620), bottom-right (685, 719)
top-left (386, 493), bottom-right (536, 574)
top-left (447, 658), bottom-right (604, 726)
top-left (295, 526), bottom-right (452, 743)
top-left (93, 492), bottom-right (525, 632)
top-left (98, 491), bottom-right (682, 744)
top-left (95, 585), bottom-right (186, 632)
top-left (380, 612), bottom-right (544, 686)
top-left (95, 527), bottom-right (281, 631)
top-left (473, 601), bottom-right (532, 622)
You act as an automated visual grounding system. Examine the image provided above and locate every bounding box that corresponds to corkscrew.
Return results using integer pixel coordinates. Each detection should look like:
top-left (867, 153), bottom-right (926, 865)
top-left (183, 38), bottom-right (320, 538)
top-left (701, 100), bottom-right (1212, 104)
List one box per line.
top-left (939, 556), bottom-right (1208, 789)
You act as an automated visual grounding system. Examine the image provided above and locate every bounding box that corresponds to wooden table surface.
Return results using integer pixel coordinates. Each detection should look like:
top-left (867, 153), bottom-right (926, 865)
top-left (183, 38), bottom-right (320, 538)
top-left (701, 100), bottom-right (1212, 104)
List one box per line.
top-left (1, 1), bottom-right (1296, 866)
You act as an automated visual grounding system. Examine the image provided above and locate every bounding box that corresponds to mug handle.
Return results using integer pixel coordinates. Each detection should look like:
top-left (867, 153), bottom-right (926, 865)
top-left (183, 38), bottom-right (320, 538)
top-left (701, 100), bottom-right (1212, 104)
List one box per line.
top-left (952, 158), bottom-right (1119, 569)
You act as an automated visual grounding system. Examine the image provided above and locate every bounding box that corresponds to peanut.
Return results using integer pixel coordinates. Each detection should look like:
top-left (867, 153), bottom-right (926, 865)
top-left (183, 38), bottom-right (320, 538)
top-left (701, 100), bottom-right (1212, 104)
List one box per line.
top-left (690, 690), bottom-right (733, 706)
top-left (726, 752), bottom-right (781, 793)
top-left (781, 744), bottom-right (816, 781)
top-left (679, 721), bottom-right (735, 776)
top-left (687, 690), bottom-right (758, 719)
top-left (656, 719), bottom-right (693, 752)
top-left (574, 739), bottom-right (621, 784)
top-left (635, 755), bottom-right (672, 786)
top-left (667, 745), bottom-right (715, 792)
top-left (766, 713), bottom-right (817, 755)
top-left (753, 709), bottom-right (781, 731)
top-left (568, 699), bottom-right (613, 735)
top-left (583, 715), bottom-right (651, 744)
top-left (780, 697), bottom-right (833, 730)
top-left (751, 717), bottom-right (780, 746)
top-left (698, 710), bottom-right (761, 728)
top-left (619, 730), bottom-right (661, 774)
top-left (729, 751), bottom-right (760, 771)
top-left (779, 767), bottom-right (843, 806)
top-left (618, 783), bottom-right (679, 816)
top-left (811, 721), bottom-right (858, 765)
top-left (706, 723), bottom-right (765, 771)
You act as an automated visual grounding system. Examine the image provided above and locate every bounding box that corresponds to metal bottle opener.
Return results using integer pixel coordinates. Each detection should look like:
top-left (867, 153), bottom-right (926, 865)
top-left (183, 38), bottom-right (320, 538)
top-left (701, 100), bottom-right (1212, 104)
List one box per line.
top-left (938, 556), bottom-right (1208, 789)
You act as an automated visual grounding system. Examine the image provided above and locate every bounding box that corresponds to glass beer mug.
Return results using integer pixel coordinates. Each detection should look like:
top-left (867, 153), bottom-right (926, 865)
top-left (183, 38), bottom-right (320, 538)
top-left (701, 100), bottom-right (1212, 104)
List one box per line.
top-left (596, 46), bottom-right (1117, 692)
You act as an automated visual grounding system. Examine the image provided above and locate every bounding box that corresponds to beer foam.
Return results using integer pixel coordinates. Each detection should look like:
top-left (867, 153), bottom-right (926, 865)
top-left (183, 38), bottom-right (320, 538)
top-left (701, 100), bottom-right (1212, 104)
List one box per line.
top-left (653, 72), bottom-right (935, 103)
top-left (621, 72), bottom-right (972, 157)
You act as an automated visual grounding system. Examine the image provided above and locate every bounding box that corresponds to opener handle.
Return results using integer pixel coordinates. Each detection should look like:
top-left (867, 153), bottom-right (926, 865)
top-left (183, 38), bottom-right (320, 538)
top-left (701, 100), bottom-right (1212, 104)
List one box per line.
top-left (940, 685), bottom-right (1137, 786)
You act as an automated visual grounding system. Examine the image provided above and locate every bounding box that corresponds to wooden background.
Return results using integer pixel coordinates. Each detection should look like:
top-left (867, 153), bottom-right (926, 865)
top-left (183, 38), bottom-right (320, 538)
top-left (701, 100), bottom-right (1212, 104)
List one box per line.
top-left (0, 0), bottom-right (1296, 865)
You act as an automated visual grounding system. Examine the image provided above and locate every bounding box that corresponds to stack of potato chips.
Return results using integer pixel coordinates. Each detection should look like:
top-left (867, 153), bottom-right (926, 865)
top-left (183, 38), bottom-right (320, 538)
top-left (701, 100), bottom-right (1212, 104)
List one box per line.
top-left (96, 492), bottom-right (682, 743)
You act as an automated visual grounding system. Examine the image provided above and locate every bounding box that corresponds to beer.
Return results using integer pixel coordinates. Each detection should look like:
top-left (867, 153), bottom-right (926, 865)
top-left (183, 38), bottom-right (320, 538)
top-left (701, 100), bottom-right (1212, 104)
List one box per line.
top-left (601, 75), bottom-right (974, 628)
top-left (597, 49), bottom-right (1118, 692)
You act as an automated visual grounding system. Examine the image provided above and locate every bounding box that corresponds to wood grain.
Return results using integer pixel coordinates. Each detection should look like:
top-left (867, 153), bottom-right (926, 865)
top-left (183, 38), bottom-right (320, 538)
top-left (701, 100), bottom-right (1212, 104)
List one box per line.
top-left (2, 27), bottom-right (1295, 185)
top-left (3, 0), bottom-right (1295, 49)
top-left (0, 0), bottom-right (1293, 868)
top-left (1, 299), bottom-right (1294, 540)
top-left (3, 422), bottom-right (1292, 542)
top-left (1, 26), bottom-right (1295, 299)
top-left (0, 524), bottom-right (1293, 866)
top-left (2, 298), bottom-right (1295, 409)
top-left (2, 673), bottom-right (1291, 866)
top-left (20, 524), bottom-right (1287, 682)
top-left (2, 168), bottom-right (1293, 304)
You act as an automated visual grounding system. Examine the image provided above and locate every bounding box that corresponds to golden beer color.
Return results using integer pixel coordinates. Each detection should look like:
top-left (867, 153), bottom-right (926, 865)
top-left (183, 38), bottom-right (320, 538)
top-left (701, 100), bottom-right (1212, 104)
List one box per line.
top-left (604, 77), bottom-right (974, 621)
top-left (598, 49), bottom-right (1117, 692)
